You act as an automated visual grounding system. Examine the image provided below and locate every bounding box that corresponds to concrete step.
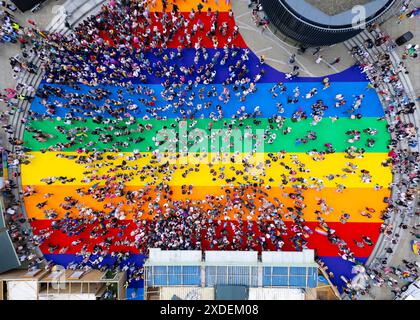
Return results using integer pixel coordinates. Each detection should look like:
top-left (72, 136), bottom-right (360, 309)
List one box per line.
top-left (343, 26), bottom-right (419, 268)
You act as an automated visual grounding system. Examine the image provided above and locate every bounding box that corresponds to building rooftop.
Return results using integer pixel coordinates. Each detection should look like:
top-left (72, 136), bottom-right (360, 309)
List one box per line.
top-left (305, 0), bottom-right (374, 16)
top-left (0, 268), bottom-right (125, 283)
top-left (283, 0), bottom-right (391, 27)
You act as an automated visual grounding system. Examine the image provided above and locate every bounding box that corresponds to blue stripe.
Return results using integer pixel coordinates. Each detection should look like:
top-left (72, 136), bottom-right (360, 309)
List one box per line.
top-left (320, 256), bottom-right (368, 293)
top-left (32, 81), bottom-right (384, 118)
top-left (127, 287), bottom-right (144, 300)
top-left (44, 48), bottom-right (369, 85)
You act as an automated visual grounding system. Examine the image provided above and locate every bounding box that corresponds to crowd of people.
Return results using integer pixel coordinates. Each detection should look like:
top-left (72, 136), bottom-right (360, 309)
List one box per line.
top-left (0, 0), bottom-right (418, 299)
top-left (0, 1), bottom-right (21, 45)
top-left (397, 0), bottom-right (419, 24)
top-left (1, 167), bottom-right (44, 267)
top-left (344, 15), bottom-right (419, 299)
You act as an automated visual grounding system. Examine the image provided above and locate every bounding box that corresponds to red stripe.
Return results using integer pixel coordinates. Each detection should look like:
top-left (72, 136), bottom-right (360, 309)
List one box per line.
top-left (31, 219), bottom-right (380, 257)
top-left (98, 12), bottom-right (247, 49)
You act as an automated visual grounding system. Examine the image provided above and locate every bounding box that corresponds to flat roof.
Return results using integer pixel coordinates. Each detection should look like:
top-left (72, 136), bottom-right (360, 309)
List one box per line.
top-left (305, 0), bottom-right (374, 16)
top-left (145, 250), bottom-right (317, 267)
top-left (205, 251), bottom-right (258, 264)
top-left (262, 250), bottom-right (315, 264)
top-left (0, 269), bottom-right (124, 283)
top-left (0, 232), bottom-right (21, 273)
top-left (0, 269), bottom-right (48, 281)
top-left (39, 269), bottom-right (123, 283)
top-left (148, 248), bottom-right (202, 264)
top-left (282, 0), bottom-right (392, 27)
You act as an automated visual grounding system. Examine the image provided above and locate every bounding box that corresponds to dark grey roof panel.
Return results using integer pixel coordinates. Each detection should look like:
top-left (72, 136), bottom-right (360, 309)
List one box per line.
top-left (0, 231), bottom-right (21, 274)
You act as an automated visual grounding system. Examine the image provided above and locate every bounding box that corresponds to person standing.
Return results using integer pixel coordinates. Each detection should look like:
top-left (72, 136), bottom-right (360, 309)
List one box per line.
top-left (315, 55), bottom-right (323, 64)
top-left (289, 53), bottom-right (296, 64)
top-left (312, 47), bottom-right (321, 55)
top-left (330, 57), bottom-right (341, 65)
top-left (64, 18), bottom-right (73, 31)
top-left (261, 23), bottom-right (268, 34)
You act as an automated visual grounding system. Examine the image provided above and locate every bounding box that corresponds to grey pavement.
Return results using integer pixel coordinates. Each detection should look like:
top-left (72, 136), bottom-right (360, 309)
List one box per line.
top-left (305, 0), bottom-right (373, 16)
top-left (232, 0), bottom-right (356, 77)
top-left (381, 13), bottom-right (420, 97)
top-left (0, 0), bottom-right (66, 106)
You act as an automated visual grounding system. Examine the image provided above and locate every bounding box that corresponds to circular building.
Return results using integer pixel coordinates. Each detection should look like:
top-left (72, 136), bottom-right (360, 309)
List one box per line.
top-left (260, 0), bottom-right (397, 46)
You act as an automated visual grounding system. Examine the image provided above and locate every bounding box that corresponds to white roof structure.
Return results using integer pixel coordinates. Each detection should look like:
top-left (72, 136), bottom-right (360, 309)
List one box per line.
top-left (249, 288), bottom-right (305, 300)
top-left (147, 248), bottom-right (202, 265)
top-left (146, 249), bottom-right (317, 266)
top-left (160, 287), bottom-right (215, 300)
top-left (261, 250), bottom-right (315, 265)
top-left (396, 278), bottom-right (420, 300)
top-left (205, 251), bottom-right (258, 264)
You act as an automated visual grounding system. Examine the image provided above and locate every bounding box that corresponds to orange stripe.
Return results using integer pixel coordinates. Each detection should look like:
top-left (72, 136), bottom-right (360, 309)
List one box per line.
top-left (23, 185), bottom-right (390, 223)
top-left (148, 0), bottom-right (232, 12)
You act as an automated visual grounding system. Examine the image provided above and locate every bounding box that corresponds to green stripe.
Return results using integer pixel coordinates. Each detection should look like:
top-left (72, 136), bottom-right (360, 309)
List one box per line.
top-left (24, 118), bottom-right (390, 153)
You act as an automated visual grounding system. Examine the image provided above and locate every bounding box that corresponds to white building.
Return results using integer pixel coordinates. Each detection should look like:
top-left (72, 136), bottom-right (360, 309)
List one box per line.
top-left (144, 249), bottom-right (319, 300)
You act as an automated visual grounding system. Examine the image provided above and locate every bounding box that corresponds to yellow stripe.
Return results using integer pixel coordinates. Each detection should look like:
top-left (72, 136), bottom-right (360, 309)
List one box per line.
top-left (21, 152), bottom-right (392, 188)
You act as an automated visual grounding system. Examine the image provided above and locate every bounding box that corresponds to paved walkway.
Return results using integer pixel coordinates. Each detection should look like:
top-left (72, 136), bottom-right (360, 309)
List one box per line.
top-left (381, 14), bottom-right (420, 97)
top-left (0, 0), bottom-right (66, 93)
top-left (232, 0), bottom-right (356, 77)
